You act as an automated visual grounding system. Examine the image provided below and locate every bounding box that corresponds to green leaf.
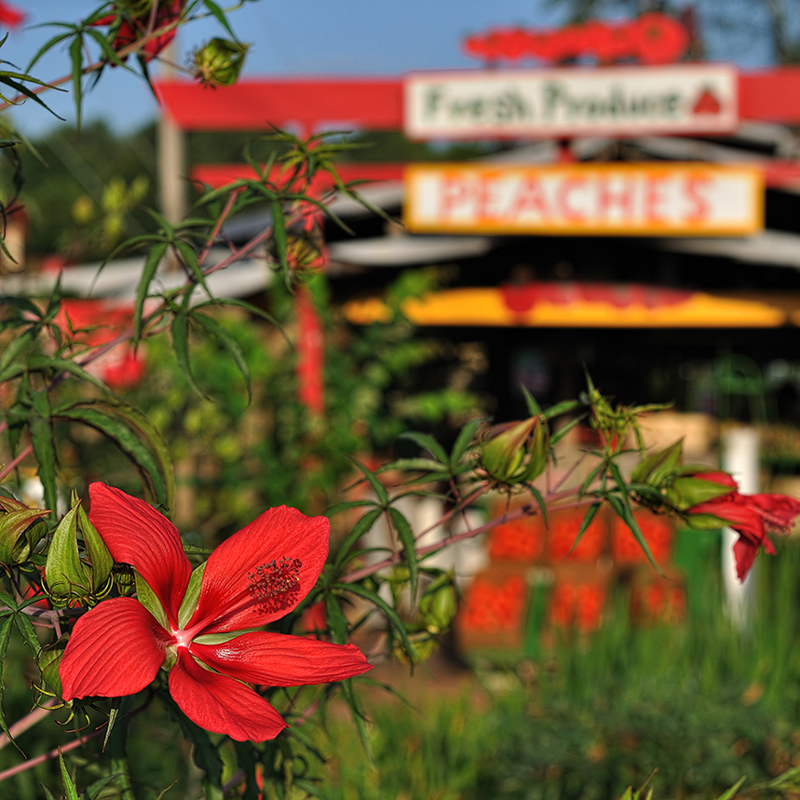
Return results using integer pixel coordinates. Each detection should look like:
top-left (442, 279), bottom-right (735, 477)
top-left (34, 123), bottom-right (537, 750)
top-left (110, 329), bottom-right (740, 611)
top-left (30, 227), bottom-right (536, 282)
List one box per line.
top-left (606, 494), bottom-right (663, 574)
top-left (27, 355), bottom-right (110, 394)
top-left (397, 431), bottom-right (448, 464)
top-left (333, 507), bottom-right (383, 570)
top-left (579, 460), bottom-right (607, 498)
top-left (550, 412), bottom-right (588, 447)
top-left (378, 458), bottom-right (449, 474)
top-left (449, 418), bottom-right (482, 468)
top-left (714, 777), bottom-right (746, 800)
top-left (0, 616), bottom-right (15, 742)
top-left (162, 691), bottom-right (225, 797)
top-left (202, 0), bottom-right (240, 40)
top-left (543, 398), bottom-right (583, 420)
top-left (171, 311), bottom-right (207, 399)
top-left (30, 394), bottom-right (58, 515)
top-left (0, 328), bottom-right (35, 380)
top-left (175, 239), bottom-right (212, 300)
top-left (348, 458), bottom-right (388, 507)
top-left (13, 610), bottom-right (41, 659)
top-left (135, 241), bottom-right (168, 341)
top-left (524, 484), bottom-right (548, 528)
top-left (55, 400), bottom-right (174, 508)
top-left (389, 506), bottom-right (418, 600)
top-left (521, 384), bottom-right (542, 416)
top-left (191, 311), bottom-right (251, 402)
top-left (324, 592), bottom-right (350, 645)
top-left (340, 678), bottom-right (374, 764)
top-left (337, 581), bottom-right (414, 658)
top-left (68, 35), bottom-right (83, 130)
top-left (568, 502), bottom-right (602, 555)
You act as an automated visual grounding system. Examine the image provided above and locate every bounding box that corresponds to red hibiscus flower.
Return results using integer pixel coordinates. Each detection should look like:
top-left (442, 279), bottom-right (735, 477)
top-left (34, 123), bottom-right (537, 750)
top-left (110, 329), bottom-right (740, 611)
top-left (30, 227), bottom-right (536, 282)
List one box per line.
top-left (59, 483), bottom-right (371, 741)
top-left (94, 1), bottom-right (184, 61)
top-left (686, 471), bottom-right (800, 582)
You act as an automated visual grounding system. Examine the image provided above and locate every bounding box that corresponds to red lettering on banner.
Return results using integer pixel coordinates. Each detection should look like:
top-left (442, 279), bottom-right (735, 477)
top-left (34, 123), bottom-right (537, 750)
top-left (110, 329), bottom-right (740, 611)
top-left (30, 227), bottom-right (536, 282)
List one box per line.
top-left (509, 177), bottom-right (550, 219)
top-left (476, 177), bottom-right (499, 221)
top-left (597, 178), bottom-right (635, 219)
top-left (684, 175), bottom-right (711, 222)
top-left (440, 176), bottom-right (471, 216)
top-left (644, 176), bottom-right (668, 223)
top-left (556, 177), bottom-right (586, 221)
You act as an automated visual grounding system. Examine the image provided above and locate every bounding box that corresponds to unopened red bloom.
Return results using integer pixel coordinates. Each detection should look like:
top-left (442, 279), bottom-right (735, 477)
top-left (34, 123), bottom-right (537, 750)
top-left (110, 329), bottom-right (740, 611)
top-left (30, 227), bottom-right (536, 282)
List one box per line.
top-left (0, 1), bottom-right (24, 28)
top-left (60, 484), bottom-right (371, 741)
top-left (686, 472), bottom-right (800, 581)
top-left (95, 1), bottom-right (184, 61)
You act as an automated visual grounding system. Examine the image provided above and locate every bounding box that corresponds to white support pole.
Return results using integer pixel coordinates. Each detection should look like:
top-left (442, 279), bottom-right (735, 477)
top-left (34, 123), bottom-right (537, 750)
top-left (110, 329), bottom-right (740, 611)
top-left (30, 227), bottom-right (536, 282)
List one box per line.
top-left (157, 41), bottom-right (186, 227)
top-left (720, 426), bottom-right (759, 628)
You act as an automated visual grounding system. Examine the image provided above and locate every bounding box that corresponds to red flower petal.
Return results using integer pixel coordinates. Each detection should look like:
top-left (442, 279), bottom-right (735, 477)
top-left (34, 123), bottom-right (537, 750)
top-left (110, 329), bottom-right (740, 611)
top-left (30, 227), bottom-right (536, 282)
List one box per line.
top-left (60, 598), bottom-right (171, 701)
top-left (169, 650), bottom-right (288, 741)
top-left (733, 536), bottom-right (759, 581)
top-left (186, 507), bottom-right (329, 635)
top-left (191, 631), bottom-right (372, 686)
top-left (89, 483), bottom-right (191, 626)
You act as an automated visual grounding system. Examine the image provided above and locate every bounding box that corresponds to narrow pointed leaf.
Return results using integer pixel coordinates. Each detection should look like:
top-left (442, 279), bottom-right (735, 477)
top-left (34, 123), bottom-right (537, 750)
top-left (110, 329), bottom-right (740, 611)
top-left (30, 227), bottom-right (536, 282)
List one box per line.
top-left (349, 458), bottom-right (388, 506)
top-left (606, 494), bottom-right (663, 574)
top-left (68, 35), bottom-right (83, 130)
top-left (55, 400), bottom-right (174, 507)
top-left (135, 241), bottom-right (168, 340)
top-left (13, 610), bottom-right (41, 659)
top-left (337, 581), bottom-right (414, 657)
top-left (398, 431), bottom-right (448, 463)
top-left (30, 395), bottom-right (57, 515)
top-left (389, 507), bottom-right (418, 600)
top-left (449, 418), bottom-right (482, 468)
top-left (568, 502), bottom-right (602, 555)
top-left (171, 311), bottom-right (207, 399)
top-left (333, 507), bottom-right (383, 570)
top-left (521, 385), bottom-right (542, 416)
top-left (191, 311), bottom-right (251, 401)
top-left (0, 616), bottom-right (15, 741)
top-left (715, 777), bottom-right (746, 800)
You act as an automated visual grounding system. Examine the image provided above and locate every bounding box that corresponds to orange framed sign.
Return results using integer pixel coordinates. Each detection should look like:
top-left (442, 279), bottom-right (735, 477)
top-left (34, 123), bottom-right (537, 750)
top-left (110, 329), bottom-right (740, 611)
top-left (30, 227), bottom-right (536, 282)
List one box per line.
top-left (404, 163), bottom-right (763, 236)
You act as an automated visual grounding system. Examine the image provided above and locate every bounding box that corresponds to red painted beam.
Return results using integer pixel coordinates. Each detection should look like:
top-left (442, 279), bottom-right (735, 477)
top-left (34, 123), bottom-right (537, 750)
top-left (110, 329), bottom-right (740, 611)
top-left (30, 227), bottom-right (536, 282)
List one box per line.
top-left (155, 78), bottom-right (404, 132)
top-left (739, 69), bottom-right (800, 123)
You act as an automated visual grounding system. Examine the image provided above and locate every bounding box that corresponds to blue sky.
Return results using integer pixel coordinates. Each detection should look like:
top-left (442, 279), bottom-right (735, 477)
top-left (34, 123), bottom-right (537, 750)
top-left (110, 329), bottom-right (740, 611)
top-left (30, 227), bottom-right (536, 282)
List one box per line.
top-left (0, 1), bottom-right (778, 138)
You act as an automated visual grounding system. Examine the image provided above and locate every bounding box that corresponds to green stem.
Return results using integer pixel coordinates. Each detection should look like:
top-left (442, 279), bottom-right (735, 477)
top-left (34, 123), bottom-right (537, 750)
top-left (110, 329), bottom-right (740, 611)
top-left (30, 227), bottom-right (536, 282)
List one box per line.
top-left (106, 698), bottom-right (137, 800)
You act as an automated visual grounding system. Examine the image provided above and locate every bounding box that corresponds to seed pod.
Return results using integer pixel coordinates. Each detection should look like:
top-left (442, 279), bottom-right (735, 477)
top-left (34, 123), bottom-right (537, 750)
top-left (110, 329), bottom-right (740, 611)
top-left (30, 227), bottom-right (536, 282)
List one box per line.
top-left (192, 38), bottom-right (249, 87)
top-left (0, 496), bottom-right (49, 567)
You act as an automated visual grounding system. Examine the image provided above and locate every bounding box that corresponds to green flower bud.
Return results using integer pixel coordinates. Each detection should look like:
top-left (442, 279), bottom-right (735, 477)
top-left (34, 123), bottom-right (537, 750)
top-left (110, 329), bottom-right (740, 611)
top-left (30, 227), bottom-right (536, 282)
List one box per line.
top-left (45, 495), bottom-right (113, 608)
top-left (631, 440), bottom-right (684, 489)
top-left (480, 416), bottom-right (550, 486)
top-left (419, 577), bottom-right (458, 635)
top-left (665, 475), bottom-right (733, 512)
top-left (0, 496), bottom-right (49, 567)
top-left (192, 38), bottom-right (249, 88)
top-left (37, 638), bottom-right (68, 698)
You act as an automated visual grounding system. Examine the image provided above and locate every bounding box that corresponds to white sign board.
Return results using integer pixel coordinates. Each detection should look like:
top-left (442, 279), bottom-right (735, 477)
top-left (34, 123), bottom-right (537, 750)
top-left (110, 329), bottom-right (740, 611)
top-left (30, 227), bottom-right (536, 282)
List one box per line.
top-left (404, 65), bottom-right (738, 139)
top-left (404, 163), bottom-right (763, 236)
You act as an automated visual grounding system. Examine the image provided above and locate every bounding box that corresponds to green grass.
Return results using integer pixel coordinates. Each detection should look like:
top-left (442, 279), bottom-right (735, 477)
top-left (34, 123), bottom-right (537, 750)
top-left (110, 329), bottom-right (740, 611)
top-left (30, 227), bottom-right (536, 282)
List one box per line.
top-left (310, 537), bottom-right (800, 800)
